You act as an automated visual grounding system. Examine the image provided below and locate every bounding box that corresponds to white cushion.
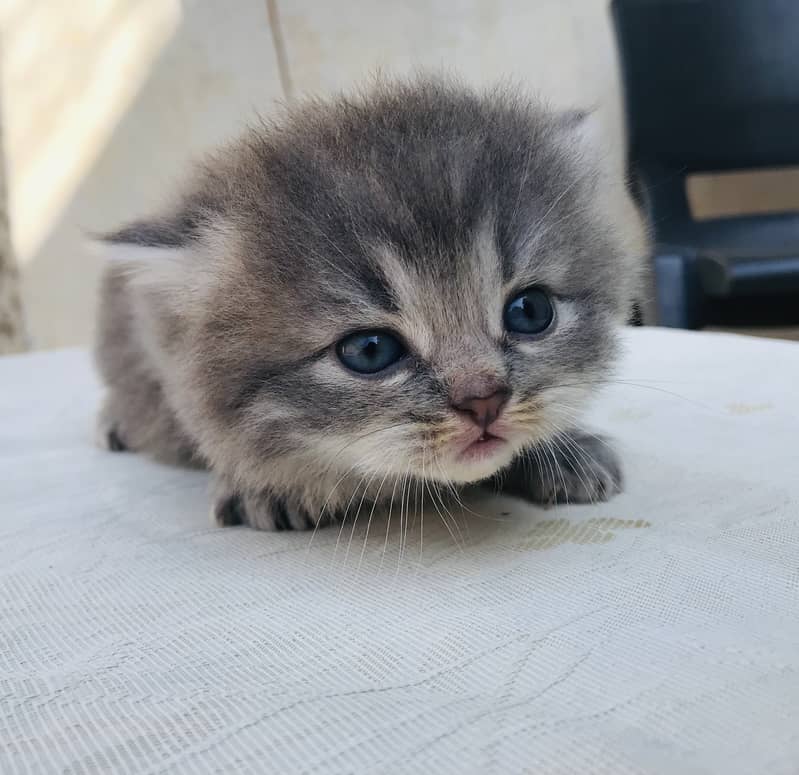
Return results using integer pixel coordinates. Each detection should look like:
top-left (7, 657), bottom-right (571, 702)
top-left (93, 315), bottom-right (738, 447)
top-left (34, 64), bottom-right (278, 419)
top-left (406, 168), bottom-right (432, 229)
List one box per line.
top-left (2, 328), bottom-right (798, 774)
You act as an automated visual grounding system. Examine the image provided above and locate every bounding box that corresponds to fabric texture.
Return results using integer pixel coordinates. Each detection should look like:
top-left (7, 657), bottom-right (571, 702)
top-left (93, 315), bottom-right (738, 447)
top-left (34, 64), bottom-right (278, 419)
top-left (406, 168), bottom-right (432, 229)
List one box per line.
top-left (1, 328), bottom-right (798, 774)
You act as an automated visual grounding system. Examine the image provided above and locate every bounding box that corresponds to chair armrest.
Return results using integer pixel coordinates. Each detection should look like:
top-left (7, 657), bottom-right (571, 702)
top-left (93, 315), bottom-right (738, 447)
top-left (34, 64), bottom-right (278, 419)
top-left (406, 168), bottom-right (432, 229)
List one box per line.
top-left (698, 253), bottom-right (799, 295)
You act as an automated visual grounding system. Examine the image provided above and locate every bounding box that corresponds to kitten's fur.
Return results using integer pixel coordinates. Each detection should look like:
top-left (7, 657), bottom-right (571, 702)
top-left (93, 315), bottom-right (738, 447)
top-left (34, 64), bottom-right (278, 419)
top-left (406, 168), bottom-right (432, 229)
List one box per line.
top-left (94, 77), bottom-right (644, 531)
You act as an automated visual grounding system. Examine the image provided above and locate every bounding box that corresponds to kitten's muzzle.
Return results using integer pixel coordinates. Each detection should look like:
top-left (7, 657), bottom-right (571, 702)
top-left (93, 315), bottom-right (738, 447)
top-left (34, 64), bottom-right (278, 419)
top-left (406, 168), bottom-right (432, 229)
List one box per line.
top-left (450, 382), bottom-right (510, 433)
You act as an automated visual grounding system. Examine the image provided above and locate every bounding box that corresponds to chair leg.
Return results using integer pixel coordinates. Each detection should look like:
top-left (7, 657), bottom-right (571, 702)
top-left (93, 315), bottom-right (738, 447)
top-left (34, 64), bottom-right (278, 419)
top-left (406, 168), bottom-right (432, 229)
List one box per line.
top-left (653, 253), bottom-right (703, 329)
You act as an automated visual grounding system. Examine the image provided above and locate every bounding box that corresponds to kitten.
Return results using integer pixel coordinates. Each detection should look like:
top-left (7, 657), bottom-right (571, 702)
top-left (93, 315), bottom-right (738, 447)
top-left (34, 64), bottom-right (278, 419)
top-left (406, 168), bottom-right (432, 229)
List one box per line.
top-left (94, 77), bottom-right (644, 531)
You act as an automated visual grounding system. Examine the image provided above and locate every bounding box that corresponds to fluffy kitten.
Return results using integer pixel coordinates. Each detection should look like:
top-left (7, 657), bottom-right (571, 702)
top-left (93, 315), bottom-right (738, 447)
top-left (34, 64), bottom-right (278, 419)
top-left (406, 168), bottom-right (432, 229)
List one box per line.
top-left (94, 77), bottom-right (644, 531)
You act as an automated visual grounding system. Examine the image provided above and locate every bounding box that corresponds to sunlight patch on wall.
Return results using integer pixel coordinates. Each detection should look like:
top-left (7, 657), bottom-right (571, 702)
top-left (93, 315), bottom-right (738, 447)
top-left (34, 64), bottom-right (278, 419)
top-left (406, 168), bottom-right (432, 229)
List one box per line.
top-left (1, 0), bottom-right (180, 264)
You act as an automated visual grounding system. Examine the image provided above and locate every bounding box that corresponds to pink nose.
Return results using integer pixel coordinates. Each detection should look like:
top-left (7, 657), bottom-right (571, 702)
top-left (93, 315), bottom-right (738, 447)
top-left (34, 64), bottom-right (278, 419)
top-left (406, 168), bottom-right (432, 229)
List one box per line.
top-left (452, 388), bottom-right (510, 431)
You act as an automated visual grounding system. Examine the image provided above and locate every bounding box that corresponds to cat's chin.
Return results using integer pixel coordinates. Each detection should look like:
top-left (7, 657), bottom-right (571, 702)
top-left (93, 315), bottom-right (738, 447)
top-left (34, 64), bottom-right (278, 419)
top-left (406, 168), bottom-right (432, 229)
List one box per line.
top-left (458, 434), bottom-right (508, 465)
top-left (437, 437), bottom-right (518, 484)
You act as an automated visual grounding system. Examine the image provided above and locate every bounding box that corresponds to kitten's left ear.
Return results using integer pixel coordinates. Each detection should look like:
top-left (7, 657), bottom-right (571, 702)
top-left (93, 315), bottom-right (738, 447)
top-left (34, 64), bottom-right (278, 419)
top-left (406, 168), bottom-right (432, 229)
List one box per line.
top-left (555, 107), bottom-right (650, 309)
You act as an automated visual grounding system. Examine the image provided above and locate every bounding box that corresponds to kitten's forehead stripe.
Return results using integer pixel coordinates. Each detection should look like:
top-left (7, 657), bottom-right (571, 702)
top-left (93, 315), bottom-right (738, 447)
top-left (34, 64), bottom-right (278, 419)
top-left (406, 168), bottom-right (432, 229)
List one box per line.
top-left (348, 262), bottom-right (399, 314)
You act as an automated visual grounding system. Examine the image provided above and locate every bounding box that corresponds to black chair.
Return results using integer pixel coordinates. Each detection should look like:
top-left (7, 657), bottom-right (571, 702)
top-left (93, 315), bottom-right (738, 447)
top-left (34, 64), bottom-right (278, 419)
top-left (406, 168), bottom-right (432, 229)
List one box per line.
top-left (611, 0), bottom-right (799, 328)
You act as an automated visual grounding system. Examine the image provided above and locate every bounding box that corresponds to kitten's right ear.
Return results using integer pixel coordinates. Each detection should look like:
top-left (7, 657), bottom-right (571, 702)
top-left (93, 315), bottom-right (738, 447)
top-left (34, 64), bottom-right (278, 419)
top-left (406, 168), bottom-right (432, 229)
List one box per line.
top-left (89, 238), bottom-right (187, 266)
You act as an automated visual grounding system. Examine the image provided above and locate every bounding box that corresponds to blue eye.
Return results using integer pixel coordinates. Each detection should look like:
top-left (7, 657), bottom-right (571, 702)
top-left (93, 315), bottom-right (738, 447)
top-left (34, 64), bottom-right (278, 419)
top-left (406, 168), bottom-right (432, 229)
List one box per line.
top-left (503, 287), bottom-right (554, 335)
top-left (336, 331), bottom-right (406, 374)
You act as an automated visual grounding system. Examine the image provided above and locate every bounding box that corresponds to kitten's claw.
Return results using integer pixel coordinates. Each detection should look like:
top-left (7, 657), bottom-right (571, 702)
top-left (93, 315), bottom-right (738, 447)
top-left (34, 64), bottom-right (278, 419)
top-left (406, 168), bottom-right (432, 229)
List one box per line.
top-left (96, 398), bottom-right (129, 453)
top-left (498, 430), bottom-right (622, 506)
top-left (212, 488), bottom-right (316, 531)
top-left (96, 413), bottom-right (128, 453)
top-left (214, 494), bottom-right (244, 527)
top-left (107, 429), bottom-right (128, 452)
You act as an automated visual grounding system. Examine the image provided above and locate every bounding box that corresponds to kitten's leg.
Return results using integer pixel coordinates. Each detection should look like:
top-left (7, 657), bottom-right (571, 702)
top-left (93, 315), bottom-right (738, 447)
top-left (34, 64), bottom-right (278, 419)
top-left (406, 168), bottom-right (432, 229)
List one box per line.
top-left (97, 389), bottom-right (203, 468)
top-left (96, 397), bottom-right (130, 452)
top-left (212, 478), bottom-right (319, 531)
top-left (95, 266), bottom-right (204, 468)
top-left (496, 429), bottom-right (622, 505)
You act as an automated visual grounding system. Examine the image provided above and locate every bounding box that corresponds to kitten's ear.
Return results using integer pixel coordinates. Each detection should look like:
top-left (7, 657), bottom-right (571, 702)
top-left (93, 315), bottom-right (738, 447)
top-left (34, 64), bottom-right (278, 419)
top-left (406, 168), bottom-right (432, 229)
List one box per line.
top-left (553, 107), bottom-right (603, 158)
top-left (88, 219), bottom-right (193, 297)
top-left (89, 238), bottom-right (187, 268)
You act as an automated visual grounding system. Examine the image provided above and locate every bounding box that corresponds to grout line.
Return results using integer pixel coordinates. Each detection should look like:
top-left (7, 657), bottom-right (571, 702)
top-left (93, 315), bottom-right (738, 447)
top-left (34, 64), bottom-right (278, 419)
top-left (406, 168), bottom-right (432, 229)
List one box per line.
top-left (265, 0), bottom-right (294, 101)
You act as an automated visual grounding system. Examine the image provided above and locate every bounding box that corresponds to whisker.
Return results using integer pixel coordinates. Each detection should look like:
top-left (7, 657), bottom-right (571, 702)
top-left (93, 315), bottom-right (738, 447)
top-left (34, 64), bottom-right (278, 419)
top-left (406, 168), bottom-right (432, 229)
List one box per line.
top-left (418, 450), bottom-right (426, 570)
top-left (545, 432), bottom-right (571, 505)
top-left (380, 470), bottom-right (403, 573)
top-left (332, 471), bottom-right (370, 568)
top-left (541, 377), bottom-right (713, 412)
top-left (342, 466), bottom-right (382, 572)
top-left (395, 465), bottom-right (413, 579)
top-left (430, 454), bottom-right (474, 513)
top-left (306, 463), bottom-right (360, 560)
top-left (550, 429), bottom-right (596, 505)
top-left (537, 432), bottom-right (560, 504)
top-left (357, 467), bottom-right (392, 575)
top-left (543, 406), bottom-right (617, 453)
top-left (424, 475), bottom-right (462, 550)
top-left (428, 457), bottom-right (470, 544)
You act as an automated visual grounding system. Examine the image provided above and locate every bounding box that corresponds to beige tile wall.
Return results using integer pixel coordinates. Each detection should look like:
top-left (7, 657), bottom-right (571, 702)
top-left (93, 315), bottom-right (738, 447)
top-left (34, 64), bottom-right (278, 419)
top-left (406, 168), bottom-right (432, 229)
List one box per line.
top-left (3, 0), bottom-right (797, 349)
top-left (2, 0), bottom-right (632, 349)
top-left (2, 0), bottom-right (282, 349)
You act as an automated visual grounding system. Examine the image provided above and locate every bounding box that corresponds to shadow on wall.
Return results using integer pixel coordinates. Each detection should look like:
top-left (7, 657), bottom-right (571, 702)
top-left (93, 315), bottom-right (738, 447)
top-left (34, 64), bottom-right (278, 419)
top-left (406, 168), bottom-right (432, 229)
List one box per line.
top-left (17, 0), bottom-right (283, 350)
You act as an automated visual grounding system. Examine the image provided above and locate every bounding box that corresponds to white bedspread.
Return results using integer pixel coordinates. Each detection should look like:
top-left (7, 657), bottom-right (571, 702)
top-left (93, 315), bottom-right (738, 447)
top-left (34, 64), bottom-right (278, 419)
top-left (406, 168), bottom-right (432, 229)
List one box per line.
top-left (2, 328), bottom-right (798, 774)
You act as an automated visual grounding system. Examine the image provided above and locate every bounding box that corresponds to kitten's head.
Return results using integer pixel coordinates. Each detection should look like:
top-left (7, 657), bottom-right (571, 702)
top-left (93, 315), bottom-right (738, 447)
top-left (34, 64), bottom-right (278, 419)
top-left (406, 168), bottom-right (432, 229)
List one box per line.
top-left (101, 78), bottom-right (644, 492)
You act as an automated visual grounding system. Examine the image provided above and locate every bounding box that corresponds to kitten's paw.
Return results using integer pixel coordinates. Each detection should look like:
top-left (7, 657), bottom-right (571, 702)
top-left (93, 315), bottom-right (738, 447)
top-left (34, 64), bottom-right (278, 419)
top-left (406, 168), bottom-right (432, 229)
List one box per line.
top-left (501, 431), bottom-right (623, 506)
top-left (96, 414), bottom-right (128, 453)
top-left (212, 490), bottom-right (316, 531)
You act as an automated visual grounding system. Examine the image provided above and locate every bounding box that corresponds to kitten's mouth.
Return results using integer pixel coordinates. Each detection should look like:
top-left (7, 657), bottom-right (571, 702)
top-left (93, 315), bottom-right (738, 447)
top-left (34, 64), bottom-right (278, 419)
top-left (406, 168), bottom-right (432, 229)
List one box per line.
top-left (457, 431), bottom-right (508, 463)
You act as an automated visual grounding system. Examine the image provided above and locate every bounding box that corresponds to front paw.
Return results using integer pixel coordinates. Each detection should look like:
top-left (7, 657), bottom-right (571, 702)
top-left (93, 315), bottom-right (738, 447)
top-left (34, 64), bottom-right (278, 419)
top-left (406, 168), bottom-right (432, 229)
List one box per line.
top-left (212, 489), bottom-right (316, 531)
top-left (501, 430), bottom-right (623, 506)
top-left (96, 412), bottom-right (128, 452)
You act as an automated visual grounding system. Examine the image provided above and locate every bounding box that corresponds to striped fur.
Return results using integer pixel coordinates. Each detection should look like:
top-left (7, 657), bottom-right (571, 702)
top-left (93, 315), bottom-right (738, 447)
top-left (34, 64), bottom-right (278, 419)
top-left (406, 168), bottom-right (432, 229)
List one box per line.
top-left (94, 76), bottom-right (646, 530)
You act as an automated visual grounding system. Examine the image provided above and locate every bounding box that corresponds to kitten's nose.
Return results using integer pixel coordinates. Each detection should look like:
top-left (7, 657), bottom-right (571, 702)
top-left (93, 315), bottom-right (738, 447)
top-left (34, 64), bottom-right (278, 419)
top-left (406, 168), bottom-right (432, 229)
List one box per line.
top-left (451, 383), bottom-right (510, 431)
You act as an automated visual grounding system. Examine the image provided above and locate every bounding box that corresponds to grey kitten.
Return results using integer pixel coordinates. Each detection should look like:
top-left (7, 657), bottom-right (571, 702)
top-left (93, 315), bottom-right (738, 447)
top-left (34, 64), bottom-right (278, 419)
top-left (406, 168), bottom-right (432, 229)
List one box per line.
top-left (94, 77), bottom-right (644, 531)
